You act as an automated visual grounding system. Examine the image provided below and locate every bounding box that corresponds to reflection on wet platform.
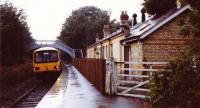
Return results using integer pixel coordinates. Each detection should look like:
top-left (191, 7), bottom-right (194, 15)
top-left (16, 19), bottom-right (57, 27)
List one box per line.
top-left (36, 65), bottom-right (143, 108)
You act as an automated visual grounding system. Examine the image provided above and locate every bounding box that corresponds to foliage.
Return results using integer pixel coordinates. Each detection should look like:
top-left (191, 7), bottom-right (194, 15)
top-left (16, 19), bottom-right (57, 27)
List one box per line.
top-left (143, 0), bottom-right (200, 107)
top-left (0, 2), bottom-right (33, 66)
top-left (149, 51), bottom-right (200, 108)
top-left (143, 0), bottom-right (176, 16)
top-left (185, 0), bottom-right (200, 37)
top-left (179, 25), bottom-right (190, 37)
top-left (178, 0), bottom-right (200, 55)
top-left (177, 0), bottom-right (200, 37)
top-left (0, 59), bottom-right (33, 88)
top-left (58, 6), bottom-right (117, 54)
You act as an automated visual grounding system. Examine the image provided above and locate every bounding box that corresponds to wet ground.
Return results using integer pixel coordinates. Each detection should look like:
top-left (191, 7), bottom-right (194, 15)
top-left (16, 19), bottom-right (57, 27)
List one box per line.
top-left (36, 65), bottom-right (147, 108)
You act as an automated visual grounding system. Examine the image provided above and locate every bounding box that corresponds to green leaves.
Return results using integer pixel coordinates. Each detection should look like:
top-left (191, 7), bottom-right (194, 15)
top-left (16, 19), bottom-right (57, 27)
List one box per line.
top-left (179, 25), bottom-right (190, 37)
top-left (58, 6), bottom-right (117, 55)
top-left (0, 2), bottom-right (33, 66)
top-left (181, 0), bottom-right (200, 37)
top-left (149, 52), bottom-right (200, 108)
top-left (143, 0), bottom-right (176, 16)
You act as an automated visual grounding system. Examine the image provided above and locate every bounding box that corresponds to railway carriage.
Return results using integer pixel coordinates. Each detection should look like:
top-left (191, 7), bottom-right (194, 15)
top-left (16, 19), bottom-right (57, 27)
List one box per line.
top-left (33, 47), bottom-right (62, 79)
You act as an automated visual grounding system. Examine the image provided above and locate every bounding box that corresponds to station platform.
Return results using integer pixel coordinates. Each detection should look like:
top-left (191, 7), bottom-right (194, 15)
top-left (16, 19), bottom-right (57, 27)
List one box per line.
top-left (36, 64), bottom-right (145, 108)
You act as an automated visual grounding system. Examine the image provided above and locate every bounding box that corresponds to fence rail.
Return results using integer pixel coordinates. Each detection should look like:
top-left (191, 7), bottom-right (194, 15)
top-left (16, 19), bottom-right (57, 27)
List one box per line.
top-left (72, 58), bottom-right (106, 94)
top-left (114, 61), bottom-right (169, 99)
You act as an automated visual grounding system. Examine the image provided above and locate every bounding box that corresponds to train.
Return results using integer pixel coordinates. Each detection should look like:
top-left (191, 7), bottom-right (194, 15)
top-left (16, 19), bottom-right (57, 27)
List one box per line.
top-left (32, 47), bottom-right (62, 79)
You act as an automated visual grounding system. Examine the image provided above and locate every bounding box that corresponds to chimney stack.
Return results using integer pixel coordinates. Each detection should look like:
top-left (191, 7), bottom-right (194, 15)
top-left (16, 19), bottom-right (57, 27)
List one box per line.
top-left (132, 13), bottom-right (137, 26)
top-left (103, 24), bottom-right (110, 38)
top-left (96, 33), bottom-right (100, 42)
top-left (96, 37), bottom-right (99, 42)
top-left (120, 11), bottom-right (129, 26)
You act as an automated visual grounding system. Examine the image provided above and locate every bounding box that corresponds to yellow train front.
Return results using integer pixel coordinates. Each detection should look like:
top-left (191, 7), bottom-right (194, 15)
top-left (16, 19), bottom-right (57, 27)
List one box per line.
top-left (33, 47), bottom-right (62, 79)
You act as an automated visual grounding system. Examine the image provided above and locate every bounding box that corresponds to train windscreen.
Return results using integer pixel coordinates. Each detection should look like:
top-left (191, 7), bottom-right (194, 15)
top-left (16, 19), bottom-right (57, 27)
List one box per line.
top-left (34, 51), bottom-right (58, 63)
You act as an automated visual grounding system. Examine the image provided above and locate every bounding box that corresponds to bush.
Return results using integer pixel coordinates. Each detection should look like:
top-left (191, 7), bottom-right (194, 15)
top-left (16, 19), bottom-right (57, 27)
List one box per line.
top-left (149, 52), bottom-right (200, 108)
top-left (0, 59), bottom-right (33, 88)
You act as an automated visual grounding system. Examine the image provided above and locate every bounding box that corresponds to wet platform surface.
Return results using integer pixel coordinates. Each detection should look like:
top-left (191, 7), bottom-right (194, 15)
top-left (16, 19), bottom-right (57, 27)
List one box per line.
top-left (36, 65), bottom-right (145, 108)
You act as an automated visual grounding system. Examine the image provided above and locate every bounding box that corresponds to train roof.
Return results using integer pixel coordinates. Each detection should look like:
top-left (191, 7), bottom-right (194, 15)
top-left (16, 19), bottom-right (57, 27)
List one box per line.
top-left (34, 47), bottom-right (58, 52)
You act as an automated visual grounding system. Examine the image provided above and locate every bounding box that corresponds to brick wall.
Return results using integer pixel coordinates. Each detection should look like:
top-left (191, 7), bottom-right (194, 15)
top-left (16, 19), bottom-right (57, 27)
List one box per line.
top-left (143, 11), bottom-right (191, 62)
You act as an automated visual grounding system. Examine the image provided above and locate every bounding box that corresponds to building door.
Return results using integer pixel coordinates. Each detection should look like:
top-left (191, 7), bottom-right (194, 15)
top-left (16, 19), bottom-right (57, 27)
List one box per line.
top-left (124, 45), bottom-right (130, 79)
top-left (124, 45), bottom-right (130, 62)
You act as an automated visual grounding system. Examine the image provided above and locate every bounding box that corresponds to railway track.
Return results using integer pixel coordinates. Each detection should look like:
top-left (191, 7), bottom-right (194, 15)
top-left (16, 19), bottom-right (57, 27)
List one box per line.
top-left (10, 80), bottom-right (56, 108)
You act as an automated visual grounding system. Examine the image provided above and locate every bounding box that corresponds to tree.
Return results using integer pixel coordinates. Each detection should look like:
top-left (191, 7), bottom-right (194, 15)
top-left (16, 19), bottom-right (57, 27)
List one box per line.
top-left (0, 2), bottom-right (33, 66)
top-left (143, 0), bottom-right (176, 16)
top-left (181, 0), bottom-right (200, 37)
top-left (149, 51), bottom-right (200, 108)
top-left (148, 1), bottom-right (200, 107)
top-left (58, 6), bottom-right (117, 55)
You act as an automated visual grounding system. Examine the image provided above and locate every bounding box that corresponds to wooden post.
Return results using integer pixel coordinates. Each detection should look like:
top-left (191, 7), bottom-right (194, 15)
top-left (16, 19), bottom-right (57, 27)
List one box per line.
top-left (111, 57), bottom-right (116, 95)
top-left (72, 49), bottom-right (76, 58)
top-left (105, 58), bottom-right (111, 95)
top-left (113, 61), bottom-right (117, 94)
top-left (105, 57), bottom-right (116, 95)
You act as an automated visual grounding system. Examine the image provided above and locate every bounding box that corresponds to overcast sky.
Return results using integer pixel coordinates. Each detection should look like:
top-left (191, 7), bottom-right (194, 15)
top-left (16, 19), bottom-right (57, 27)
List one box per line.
top-left (2, 0), bottom-right (144, 40)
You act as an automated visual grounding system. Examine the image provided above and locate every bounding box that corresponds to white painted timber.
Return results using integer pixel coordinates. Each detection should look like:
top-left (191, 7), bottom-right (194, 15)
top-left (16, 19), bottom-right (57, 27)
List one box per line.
top-left (120, 68), bottom-right (166, 72)
top-left (117, 86), bottom-right (150, 92)
top-left (114, 61), bottom-right (169, 99)
top-left (117, 74), bottom-right (149, 78)
top-left (117, 80), bottom-right (140, 85)
top-left (117, 93), bottom-right (146, 99)
top-left (116, 61), bottom-right (169, 65)
top-left (121, 80), bottom-right (149, 94)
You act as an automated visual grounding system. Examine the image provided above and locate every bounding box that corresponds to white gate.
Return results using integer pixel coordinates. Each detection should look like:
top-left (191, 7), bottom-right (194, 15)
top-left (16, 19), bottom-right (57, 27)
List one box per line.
top-left (114, 61), bottom-right (169, 99)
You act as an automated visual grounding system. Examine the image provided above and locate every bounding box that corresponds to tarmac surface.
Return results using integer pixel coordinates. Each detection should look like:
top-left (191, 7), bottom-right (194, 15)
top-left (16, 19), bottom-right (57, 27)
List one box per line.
top-left (36, 64), bottom-right (144, 108)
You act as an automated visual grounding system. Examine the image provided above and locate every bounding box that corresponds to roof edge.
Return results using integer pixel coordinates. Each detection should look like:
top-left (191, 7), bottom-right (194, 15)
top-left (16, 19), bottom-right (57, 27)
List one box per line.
top-left (121, 4), bottom-right (192, 45)
top-left (87, 29), bottom-right (123, 48)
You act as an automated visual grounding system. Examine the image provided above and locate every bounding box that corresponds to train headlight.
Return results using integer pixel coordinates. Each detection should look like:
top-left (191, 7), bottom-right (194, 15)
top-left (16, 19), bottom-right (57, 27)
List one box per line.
top-left (34, 67), bottom-right (40, 70)
top-left (54, 66), bottom-right (60, 69)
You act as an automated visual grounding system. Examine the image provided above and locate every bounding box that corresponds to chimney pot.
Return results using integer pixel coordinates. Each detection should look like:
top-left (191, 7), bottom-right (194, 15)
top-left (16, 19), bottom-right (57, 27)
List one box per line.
top-left (132, 13), bottom-right (137, 26)
top-left (177, 0), bottom-right (181, 9)
top-left (96, 33), bottom-right (100, 42)
top-left (141, 8), bottom-right (146, 22)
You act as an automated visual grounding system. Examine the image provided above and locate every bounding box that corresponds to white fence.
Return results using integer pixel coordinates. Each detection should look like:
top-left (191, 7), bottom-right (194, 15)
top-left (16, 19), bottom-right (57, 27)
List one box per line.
top-left (105, 58), bottom-right (169, 99)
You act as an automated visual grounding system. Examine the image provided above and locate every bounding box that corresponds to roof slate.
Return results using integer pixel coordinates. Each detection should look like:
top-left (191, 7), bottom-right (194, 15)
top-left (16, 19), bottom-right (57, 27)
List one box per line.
top-left (87, 28), bottom-right (123, 48)
top-left (121, 5), bottom-right (192, 44)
